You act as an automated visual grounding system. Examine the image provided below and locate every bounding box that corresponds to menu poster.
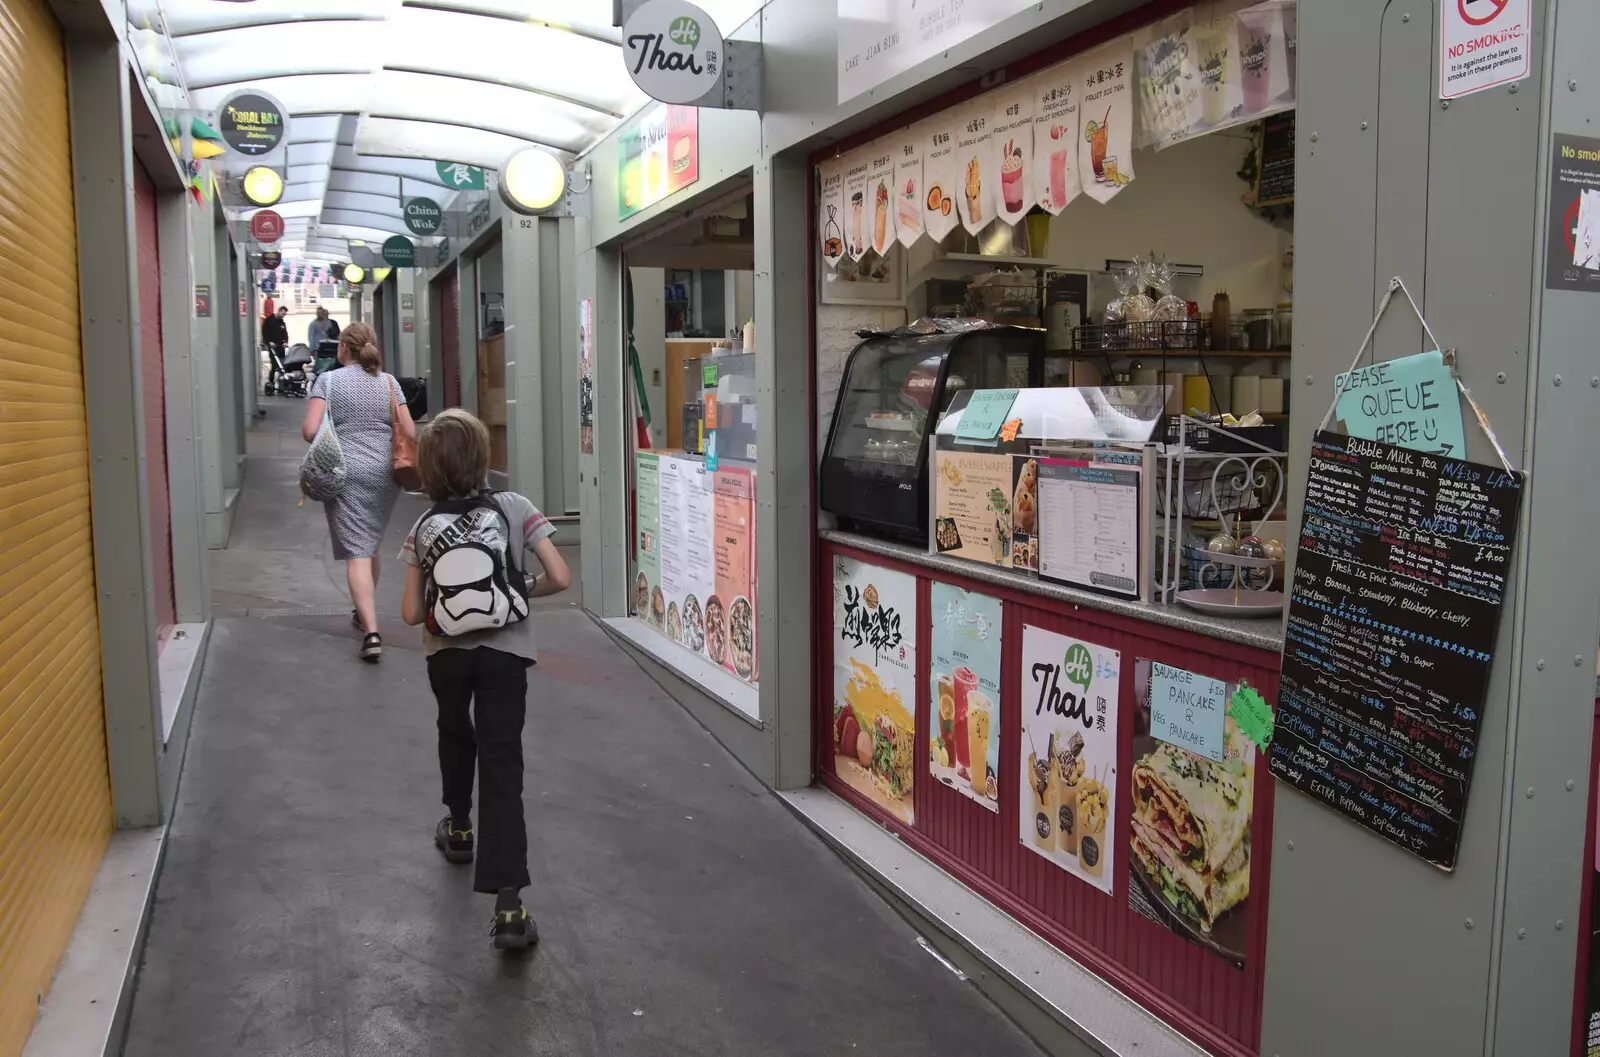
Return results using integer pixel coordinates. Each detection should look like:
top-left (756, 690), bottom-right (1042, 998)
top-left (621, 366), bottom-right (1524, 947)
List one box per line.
top-left (1032, 65), bottom-right (1082, 214)
top-left (832, 555), bottom-right (917, 823)
top-left (1076, 40), bottom-right (1136, 204)
top-left (712, 467), bottom-right (757, 685)
top-left (1011, 456), bottom-right (1040, 573)
top-left (953, 100), bottom-right (994, 236)
top-left (634, 453), bottom-right (662, 628)
top-left (1138, 11), bottom-right (1206, 150)
top-left (1020, 625), bottom-right (1120, 894)
top-left (618, 104), bottom-right (699, 221)
top-left (990, 81), bottom-right (1035, 227)
top-left (819, 158), bottom-right (845, 269)
top-left (866, 149), bottom-right (897, 256)
top-left (1128, 658), bottom-right (1257, 969)
top-left (842, 153), bottom-right (872, 260)
top-left (656, 456), bottom-right (718, 658)
top-left (1269, 431), bottom-right (1525, 870)
top-left (893, 129), bottom-right (925, 248)
top-left (929, 583), bottom-right (1003, 812)
top-left (932, 450), bottom-right (1014, 567)
top-left (1037, 458), bottom-right (1140, 597)
top-left (922, 113), bottom-right (959, 243)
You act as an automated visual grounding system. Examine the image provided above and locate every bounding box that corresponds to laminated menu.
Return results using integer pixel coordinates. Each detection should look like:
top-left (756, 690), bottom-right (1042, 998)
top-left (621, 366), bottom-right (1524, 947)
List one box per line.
top-left (1269, 431), bottom-right (1524, 870)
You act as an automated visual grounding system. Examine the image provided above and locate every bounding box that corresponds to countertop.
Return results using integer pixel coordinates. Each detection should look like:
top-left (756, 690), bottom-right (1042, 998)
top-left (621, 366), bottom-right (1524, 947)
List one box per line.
top-left (820, 529), bottom-right (1286, 654)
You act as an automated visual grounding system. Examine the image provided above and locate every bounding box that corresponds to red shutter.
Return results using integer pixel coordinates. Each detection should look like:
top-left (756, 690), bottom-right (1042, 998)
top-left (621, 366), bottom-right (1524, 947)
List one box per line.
top-left (134, 160), bottom-right (175, 641)
top-left (440, 265), bottom-right (460, 408)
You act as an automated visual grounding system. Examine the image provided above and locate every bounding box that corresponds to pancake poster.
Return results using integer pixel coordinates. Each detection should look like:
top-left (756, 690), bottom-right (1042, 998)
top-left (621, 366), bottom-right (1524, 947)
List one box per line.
top-left (1020, 625), bottom-right (1120, 895)
top-left (1128, 658), bottom-right (1259, 969)
top-left (832, 555), bottom-right (918, 824)
top-left (929, 583), bottom-right (1002, 812)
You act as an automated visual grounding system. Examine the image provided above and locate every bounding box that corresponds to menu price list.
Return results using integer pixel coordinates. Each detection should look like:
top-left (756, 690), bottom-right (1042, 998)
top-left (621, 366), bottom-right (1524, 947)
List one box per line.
top-left (1269, 431), bottom-right (1523, 870)
top-left (1037, 460), bottom-right (1140, 597)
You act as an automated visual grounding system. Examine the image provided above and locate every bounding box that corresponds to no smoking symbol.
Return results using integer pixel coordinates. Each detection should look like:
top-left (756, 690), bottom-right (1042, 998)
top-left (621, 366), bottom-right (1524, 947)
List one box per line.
top-left (1459, 0), bottom-right (1510, 26)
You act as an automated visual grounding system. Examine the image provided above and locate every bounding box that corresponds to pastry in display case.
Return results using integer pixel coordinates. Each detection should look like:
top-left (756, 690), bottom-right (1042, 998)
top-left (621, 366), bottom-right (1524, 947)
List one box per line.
top-left (821, 324), bottom-right (1061, 542)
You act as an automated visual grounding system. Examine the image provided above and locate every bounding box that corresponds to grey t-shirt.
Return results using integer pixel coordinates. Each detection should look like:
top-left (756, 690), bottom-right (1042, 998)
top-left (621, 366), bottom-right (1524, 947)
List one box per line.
top-left (399, 491), bottom-right (556, 662)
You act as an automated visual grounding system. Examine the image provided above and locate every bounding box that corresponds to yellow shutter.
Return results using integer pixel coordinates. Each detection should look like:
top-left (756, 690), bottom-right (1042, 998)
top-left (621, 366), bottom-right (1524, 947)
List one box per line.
top-left (0, 0), bottom-right (113, 1052)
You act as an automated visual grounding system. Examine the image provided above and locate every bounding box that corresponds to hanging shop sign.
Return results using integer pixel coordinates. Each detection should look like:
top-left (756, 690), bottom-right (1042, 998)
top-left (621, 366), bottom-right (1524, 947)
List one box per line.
top-left (249, 209), bottom-right (283, 244)
top-left (218, 90), bottom-right (286, 156)
top-left (928, 583), bottom-right (1002, 812)
top-left (404, 197), bottom-right (443, 235)
top-left (1440, 0), bottom-right (1531, 100)
top-left (618, 103), bottom-right (699, 220)
top-left (813, 2), bottom-right (1297, 263)
top-left (1544, 133), bottom-right (1600, 294)
top-left (259, 250), bottom-right (281, 270)
top-left (622, 0), bottom-right (723, 105)
top-left (1130, 658), bottom-right (1262, 969)
top-left (381, 236), bottom-right (415, 267)
top-left (436, 160), bottom-right (485, 190)
top-left (1020, 624), bottom-right (1119, 894)
top-left (259, 275), bottom-right (277, 295)
top-left (831, 554), bottom-right (916, 823)
top-left (1269, 431), bottom-right (1524, 870)
top-left (837, 0), bottom-right (1037, 104)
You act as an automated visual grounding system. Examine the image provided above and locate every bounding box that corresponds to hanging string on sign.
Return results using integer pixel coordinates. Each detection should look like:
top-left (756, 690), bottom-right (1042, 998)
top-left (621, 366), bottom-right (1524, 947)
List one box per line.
top-left (1318, 276), bottom-right (1515, 473)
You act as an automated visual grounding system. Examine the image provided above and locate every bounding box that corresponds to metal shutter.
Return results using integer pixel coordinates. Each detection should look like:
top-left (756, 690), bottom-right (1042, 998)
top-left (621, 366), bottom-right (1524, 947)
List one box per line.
top-left (441, 265), bottom-right (460, 408)
top-left (0, 0), bottom-right (113, 1051)
top-left (134, 159), bottom-right (174, 639)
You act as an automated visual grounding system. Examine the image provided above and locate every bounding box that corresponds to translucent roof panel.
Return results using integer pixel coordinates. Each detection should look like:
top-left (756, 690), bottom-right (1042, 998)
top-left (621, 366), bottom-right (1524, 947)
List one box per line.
top-left (189, 74), bottom-right (374, 115)
top-left (171, 21), bottom-right (378, 89)
top-left (365, 70), bottom-right (606, 154)
top-left (162, 0), bottom-right (391, 37)
top-left (353, 116), bottom-right (536, 170)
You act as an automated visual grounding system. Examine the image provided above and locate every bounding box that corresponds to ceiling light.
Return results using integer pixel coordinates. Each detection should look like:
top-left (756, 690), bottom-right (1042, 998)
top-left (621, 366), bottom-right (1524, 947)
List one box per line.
top-left (498, 147), bottom-right (567, 215)
top-left (344, 264), bottom-right (366, 284)
top-left (241, 165), bottom-right (284, 207)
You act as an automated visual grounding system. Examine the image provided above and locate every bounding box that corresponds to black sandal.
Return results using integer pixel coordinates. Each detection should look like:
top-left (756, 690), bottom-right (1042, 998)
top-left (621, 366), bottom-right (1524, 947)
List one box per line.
top-left (359, 632), bottom-right (382, 662)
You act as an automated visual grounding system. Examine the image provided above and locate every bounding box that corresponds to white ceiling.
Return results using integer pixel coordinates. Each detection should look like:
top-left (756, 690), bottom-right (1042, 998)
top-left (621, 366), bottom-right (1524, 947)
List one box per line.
top-left (137, 0), bottom-right (767, 262)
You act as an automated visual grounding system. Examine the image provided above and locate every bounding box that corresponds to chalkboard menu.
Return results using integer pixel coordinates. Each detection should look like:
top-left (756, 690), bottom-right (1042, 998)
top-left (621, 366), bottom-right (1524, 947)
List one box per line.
top-left (1254, 111), bottom-right (1295, 207)
top-left (1269, 430), bottom-right (1523, 870)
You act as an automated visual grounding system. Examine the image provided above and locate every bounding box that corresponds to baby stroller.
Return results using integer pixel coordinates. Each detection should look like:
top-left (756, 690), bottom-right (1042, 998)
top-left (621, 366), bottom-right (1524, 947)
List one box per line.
top-left (266, 342), bottom-right (314, 398)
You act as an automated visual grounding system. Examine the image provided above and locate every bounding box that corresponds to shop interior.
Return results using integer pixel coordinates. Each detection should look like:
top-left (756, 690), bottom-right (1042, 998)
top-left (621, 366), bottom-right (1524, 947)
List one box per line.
top-left (624, 185), bottom-right (763, 704)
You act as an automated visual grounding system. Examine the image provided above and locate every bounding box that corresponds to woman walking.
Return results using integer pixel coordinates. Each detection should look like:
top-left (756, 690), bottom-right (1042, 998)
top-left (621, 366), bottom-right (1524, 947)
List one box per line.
top-left (301, 323), bottom-right (416, 660)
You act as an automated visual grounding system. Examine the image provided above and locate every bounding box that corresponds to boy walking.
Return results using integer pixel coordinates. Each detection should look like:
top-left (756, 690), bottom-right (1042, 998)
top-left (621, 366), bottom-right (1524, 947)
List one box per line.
top-left (399, 409), bottom-right (571, 951)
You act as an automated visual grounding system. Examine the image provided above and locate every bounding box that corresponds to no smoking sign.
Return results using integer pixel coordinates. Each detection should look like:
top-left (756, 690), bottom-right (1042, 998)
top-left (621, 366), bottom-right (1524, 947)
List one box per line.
top-left (1440, 0), bottom-right (1530, 100)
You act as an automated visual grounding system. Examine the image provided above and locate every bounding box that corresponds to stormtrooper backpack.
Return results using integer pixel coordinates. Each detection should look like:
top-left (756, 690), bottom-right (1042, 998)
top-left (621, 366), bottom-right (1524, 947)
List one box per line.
top-left (416, 493), bottom-right (530, 636)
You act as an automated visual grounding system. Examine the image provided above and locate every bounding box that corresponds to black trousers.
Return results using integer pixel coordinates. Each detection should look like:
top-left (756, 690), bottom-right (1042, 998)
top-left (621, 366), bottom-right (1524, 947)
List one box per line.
top-left (427, 646), bottom-right (531, 894)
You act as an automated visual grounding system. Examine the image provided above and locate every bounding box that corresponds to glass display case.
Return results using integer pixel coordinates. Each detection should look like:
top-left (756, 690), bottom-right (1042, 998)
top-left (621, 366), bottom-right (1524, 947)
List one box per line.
top-left (821, 325), bottom-right (1060, 541)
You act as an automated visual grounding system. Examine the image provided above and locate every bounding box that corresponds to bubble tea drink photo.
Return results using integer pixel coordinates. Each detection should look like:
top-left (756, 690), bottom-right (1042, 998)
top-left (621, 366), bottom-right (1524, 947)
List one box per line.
top-left (1029, 733), bottom-right (1061, 851)
top-left (1239, 12), bottom-right (1273, 114)
top-left (953, 665), bottom-right (978, 779)
top-left (967, 689), bottom-right (994, 796)
top-left (1194, 14), bottom-right (1235, 126)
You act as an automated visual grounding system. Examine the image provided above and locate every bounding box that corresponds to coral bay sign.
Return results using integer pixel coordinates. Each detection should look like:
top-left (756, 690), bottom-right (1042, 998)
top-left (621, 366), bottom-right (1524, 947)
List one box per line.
top-left (404, 197), bottom-right (443, 236)
top-left (623, 0), bottom-right (722, 104)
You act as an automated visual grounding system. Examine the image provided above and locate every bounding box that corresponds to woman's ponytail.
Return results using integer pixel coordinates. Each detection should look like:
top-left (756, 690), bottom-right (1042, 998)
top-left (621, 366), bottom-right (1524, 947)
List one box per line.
top-left (339, 323), bottom-right (383, 375)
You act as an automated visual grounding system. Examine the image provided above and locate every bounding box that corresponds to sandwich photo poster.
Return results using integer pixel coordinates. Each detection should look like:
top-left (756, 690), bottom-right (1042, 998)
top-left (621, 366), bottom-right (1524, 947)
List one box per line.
top-left (1127, 657), bottom-right (1264, 969)
top-left (832, 555), bottom-right (918, 824)
top-left (928, 583), bottom-right (1002, 812)
top-left (1019, 624), bottom-right (1120, 895)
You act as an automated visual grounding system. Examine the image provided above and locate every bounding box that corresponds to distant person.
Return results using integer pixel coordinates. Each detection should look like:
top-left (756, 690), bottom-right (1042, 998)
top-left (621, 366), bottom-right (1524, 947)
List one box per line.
top-left (300, 323), bottom-right (416, 661)
top-left (399, 408), bottom-right (570, 953)
top-left (262, 305), bottom-right (289, 352)
top-left (307, 306), bottom-right (338, 349)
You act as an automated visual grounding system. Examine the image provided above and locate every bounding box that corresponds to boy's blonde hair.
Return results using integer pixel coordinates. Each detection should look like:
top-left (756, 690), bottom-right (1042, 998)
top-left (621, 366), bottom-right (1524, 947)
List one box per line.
top-left (418, 409), bottom-right (490, 501)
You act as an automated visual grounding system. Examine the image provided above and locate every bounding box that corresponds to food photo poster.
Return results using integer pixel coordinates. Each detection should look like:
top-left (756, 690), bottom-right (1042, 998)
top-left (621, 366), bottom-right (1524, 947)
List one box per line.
top-left (1128, 658), bottom-right (1265, 969)
top-left (1020, 625), bottom-right (1120, 895)
top-left (929, 583), bottom-right (1003, 812)
top-left (832, 556), bottom-right (918, 823)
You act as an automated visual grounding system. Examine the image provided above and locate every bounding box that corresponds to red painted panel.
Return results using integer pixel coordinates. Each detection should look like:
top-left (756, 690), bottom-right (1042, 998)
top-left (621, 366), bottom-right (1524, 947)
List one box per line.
top-left (439, 265), bottom-right (460, 408)
top-left (819, 540), bottom-right (1278, 1057)
top-left (134, 160), bottom-right (175, 643)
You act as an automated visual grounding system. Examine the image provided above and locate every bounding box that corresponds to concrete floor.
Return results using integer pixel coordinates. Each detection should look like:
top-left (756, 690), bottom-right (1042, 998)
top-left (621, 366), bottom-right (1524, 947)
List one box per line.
top-left (120, 399), bottom-right (1044, 1057)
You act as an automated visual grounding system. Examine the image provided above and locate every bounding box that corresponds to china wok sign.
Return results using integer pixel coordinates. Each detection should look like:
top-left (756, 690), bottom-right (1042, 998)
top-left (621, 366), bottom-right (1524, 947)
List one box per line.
top-left (623, 0), bottom-right (722, 104)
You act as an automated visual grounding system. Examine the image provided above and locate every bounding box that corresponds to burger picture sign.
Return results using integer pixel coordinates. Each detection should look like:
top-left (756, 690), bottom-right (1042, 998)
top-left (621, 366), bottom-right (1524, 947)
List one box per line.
top-left (622, 0), bottom-right (722, 104)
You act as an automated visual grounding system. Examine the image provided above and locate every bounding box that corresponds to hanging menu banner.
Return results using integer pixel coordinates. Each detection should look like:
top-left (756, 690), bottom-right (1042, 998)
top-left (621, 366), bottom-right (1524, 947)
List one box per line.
top-left (1269, 430), bottom-right (1524, 870)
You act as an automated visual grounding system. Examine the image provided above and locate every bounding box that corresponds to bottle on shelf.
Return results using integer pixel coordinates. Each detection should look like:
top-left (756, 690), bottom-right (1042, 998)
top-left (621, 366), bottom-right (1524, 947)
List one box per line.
top-left (1210, 291), bottom-right (1231, 351)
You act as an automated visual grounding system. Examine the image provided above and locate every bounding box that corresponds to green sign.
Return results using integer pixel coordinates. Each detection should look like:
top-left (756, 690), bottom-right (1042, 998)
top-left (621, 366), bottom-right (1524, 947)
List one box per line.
top-left (382, 235), bottom-right (415, 267)
top-left (701, 363), bottom-right (718, 386)
top-left (403, 196), bottom-right (442, 235)
top-left (954, 389), bottom-right (1019, 440)
top-left (435, 160), bottom-right (484, 190)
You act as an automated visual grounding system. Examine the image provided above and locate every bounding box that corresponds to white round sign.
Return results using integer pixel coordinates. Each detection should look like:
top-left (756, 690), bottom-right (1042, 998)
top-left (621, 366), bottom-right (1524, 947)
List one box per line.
top-left (622, 0), bottom-right (723, 105)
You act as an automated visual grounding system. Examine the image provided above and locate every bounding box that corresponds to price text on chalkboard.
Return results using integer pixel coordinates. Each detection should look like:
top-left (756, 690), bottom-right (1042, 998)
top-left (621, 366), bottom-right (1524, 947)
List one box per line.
top-left (1268, 431), bottom-right (1523, 870)
top-left (1255, 111), bottom-right (1295, 207)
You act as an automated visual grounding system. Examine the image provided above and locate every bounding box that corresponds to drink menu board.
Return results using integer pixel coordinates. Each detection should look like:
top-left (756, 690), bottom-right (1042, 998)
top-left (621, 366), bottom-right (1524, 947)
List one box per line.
top-left (1254, 110), bottom-right (1294, 206)
top-left (1269, 431), bottom-right (1524, 870)
top-left (1034, 457), bottom-right (1140, 597)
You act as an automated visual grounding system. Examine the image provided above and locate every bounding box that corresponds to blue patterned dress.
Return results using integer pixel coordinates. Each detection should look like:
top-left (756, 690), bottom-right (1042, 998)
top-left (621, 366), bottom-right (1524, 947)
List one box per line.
top-left (310, 365), bottom-right (401, 560)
